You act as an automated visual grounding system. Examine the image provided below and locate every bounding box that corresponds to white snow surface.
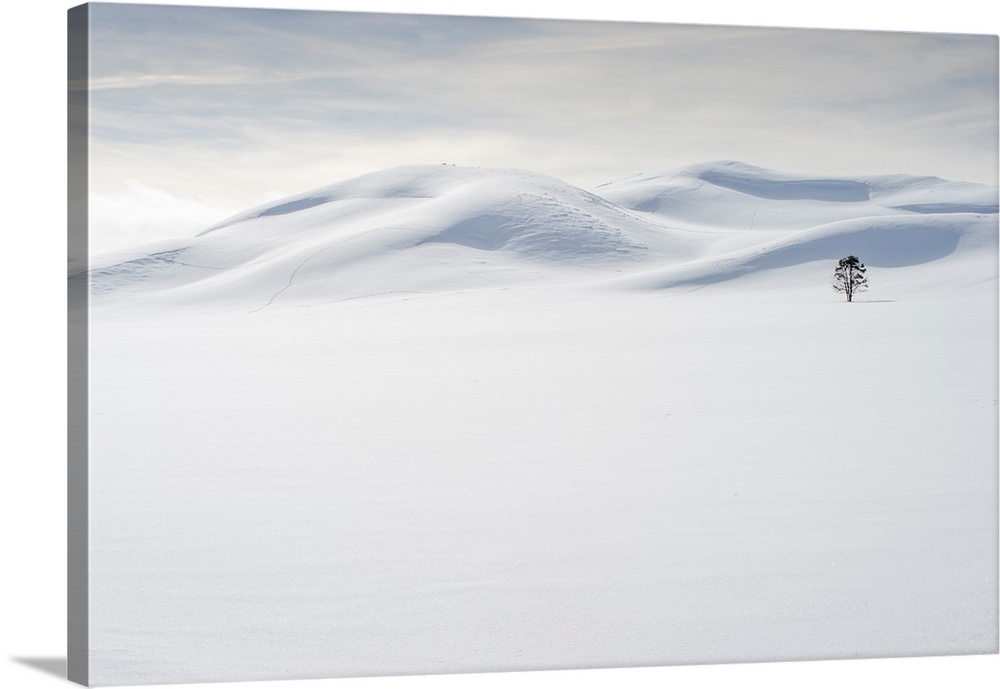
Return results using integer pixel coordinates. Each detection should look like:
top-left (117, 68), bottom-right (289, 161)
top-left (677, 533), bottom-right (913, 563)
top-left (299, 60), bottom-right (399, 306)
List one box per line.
top-left (83, 161), bottom-right (999, 685)
top-left (78, 161), bottom-right (997, 311)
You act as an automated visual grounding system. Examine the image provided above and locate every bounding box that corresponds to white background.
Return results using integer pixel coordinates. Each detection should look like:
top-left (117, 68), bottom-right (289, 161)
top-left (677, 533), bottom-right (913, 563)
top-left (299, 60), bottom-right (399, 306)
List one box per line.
top-left (2, 1), bottom-right (997, 688)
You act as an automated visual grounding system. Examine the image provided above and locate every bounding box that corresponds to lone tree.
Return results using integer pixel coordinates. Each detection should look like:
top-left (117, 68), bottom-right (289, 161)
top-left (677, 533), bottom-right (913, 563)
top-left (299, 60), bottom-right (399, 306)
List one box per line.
top-left (833, 255), bottom-right (868, 302)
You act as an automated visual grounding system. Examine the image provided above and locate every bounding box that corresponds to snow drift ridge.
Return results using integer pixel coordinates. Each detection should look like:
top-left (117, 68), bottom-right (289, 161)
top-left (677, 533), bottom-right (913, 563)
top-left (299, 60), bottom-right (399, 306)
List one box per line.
top-left (82, 161), bottom-right (998, 308)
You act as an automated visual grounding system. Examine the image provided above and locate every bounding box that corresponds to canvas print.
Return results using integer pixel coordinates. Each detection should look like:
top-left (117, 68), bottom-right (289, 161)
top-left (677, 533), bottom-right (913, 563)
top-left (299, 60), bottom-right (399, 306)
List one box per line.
top-left (67, 2), bottom-right (999, 686)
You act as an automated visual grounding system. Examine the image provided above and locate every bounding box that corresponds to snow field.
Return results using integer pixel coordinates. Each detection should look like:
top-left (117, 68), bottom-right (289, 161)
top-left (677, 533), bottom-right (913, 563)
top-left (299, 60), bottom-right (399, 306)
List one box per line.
top-left (87, 275), bottom-right (998, 684)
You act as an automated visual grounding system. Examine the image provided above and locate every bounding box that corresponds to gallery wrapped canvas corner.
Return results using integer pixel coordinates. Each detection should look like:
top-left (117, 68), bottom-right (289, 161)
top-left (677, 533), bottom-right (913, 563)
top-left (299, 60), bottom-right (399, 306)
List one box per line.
top-left (68, 2), bottom-right (999, 686)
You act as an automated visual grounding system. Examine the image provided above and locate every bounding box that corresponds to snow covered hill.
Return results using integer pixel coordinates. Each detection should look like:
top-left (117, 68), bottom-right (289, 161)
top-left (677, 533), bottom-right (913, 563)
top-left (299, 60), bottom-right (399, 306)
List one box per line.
top-left (597, 160), bottom-right (998, 230)
top-left (77, 161), bottom-right (997, 310)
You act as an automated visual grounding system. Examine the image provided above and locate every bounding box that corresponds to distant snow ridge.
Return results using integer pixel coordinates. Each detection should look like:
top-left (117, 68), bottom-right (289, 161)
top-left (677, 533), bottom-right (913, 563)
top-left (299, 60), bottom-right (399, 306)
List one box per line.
top-left (83, 162), bottom-right (998, 309)
top-left (685, 160), bottom-right (874, 202)
top-left (83, 165), bottom-right (694, 307)
top-left (597, 160), bottom-right (999, 231)
top-left (202, 165), bottom-right (654, 259)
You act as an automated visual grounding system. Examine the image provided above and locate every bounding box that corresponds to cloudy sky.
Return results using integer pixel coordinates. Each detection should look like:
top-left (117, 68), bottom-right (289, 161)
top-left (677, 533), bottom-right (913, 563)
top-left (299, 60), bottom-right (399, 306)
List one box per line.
top-left (82, 1), bottom-right (998, 253)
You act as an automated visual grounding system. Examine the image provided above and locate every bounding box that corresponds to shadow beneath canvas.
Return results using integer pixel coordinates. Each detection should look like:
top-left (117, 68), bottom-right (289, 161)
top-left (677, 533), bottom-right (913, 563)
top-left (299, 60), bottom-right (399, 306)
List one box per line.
top-left (11, 656), bottom-right (66, 680)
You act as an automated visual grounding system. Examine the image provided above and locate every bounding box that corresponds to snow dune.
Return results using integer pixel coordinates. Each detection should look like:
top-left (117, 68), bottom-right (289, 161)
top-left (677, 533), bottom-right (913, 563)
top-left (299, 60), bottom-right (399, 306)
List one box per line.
top-left (597, 160), bottom-right (998, 236)
top-left (680, 161), bottom-right (874, 202)
top-left (619, 213), bottom-right (996, 292)
top-left (81, 161), bottom-right (996, 311)
top-left (83, 166), bottom-right (693, 308)
top-left (80, 161), bottom-right (996, 313)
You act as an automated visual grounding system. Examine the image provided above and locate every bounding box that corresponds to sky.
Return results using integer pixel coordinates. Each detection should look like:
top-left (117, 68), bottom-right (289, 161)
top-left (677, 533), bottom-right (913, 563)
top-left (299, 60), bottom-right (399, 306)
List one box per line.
top-left (80, 1), bottom-right (999, 253)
